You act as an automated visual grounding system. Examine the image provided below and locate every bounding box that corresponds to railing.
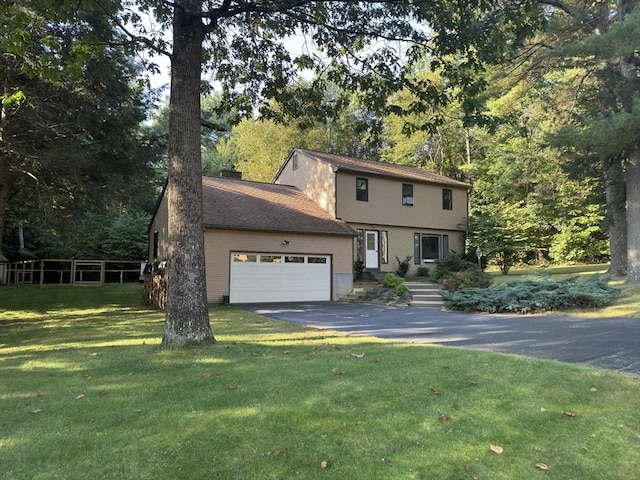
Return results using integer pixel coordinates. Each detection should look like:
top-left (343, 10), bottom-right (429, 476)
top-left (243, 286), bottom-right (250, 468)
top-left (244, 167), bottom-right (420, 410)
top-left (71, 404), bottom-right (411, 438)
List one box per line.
top-left (2, 259), bottom-right (144, 286)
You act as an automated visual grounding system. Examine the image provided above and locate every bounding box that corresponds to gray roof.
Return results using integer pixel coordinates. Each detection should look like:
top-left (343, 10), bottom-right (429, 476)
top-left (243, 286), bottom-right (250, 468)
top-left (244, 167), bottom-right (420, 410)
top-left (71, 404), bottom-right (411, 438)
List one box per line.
top-left (202, 176), bottom-right (356, 236)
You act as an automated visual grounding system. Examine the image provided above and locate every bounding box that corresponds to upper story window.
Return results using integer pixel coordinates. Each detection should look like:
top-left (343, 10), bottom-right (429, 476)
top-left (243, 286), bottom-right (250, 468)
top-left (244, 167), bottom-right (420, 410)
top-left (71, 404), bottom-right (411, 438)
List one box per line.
top-left (292, 156), bottom-right (298, 170)
top-left (402, 184), bottom-right (414, 206)
top-left (442, 188), bottom-right (453, 210)
top-left (356, 177), bottom-right (368, 201)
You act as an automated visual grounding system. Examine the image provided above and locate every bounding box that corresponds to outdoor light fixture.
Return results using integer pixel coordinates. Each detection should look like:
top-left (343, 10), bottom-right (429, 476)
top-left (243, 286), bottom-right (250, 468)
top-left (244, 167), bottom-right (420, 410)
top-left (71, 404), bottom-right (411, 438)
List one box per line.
top-left (282, 240), bottom-right (290, 245)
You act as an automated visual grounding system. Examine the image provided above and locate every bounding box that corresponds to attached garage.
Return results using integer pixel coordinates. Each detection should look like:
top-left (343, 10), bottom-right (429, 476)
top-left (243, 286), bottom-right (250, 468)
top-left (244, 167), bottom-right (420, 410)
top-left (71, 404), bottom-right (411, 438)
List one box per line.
top-left (148, 174), bottom-right (356, 305)
top-left (229, 252), bottom-right (331, 303)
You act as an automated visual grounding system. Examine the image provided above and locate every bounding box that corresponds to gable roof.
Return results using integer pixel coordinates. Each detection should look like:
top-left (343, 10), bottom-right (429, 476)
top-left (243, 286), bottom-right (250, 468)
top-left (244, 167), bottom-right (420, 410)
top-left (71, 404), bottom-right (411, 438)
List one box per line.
top-left (289, 149), bottom-right (470, 189)
top-left (202, 176), bottom-right (356, 236)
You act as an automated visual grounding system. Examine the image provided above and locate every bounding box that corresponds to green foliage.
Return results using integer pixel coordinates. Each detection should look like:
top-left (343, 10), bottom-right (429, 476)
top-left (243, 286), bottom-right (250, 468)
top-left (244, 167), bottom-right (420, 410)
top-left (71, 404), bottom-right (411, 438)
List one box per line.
top-left (395, 255), bottom-right (412, 278)
top-left (549, 204), bottom-right (609, 263)
top-left (433, 253), bottom-right (478, 280)
top-left (441, 269), bottom-right (493, 292)
top-left (395, 282), bottom-right (409, 295)
top-left (353, 260), bottom-right (365, 280)
top-left (443, 276), bottom-right (620, 314)
top-left (101, 211), bottom-right (151, 260)
top-left (383, 272), bottom-right (404, 288)
top-left (416, 265), bottom-right (430, 277)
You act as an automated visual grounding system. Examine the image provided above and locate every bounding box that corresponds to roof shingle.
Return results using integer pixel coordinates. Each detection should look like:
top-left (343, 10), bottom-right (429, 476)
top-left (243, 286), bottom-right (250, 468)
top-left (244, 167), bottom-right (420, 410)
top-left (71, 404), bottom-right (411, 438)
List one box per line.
top-left (295, 149), bottom-right (470, 188)
top-left (202, 176), bottom-right (356, 236)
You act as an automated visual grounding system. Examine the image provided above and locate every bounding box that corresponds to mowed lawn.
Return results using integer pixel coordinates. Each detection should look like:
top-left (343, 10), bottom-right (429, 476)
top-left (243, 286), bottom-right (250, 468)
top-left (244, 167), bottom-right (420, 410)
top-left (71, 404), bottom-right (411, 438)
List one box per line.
top-left (1, 284), bottom-right (640, 479)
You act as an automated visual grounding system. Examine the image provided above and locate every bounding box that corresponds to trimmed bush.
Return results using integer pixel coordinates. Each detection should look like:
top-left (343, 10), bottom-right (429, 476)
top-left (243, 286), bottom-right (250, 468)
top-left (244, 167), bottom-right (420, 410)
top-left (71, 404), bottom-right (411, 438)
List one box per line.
top-left (433, 253), bottom-right (478, 280)
top-left (441, 269), bottom-right (493, 291)
top-left (383, 273), bottom-right (404, 288)
top-left (443, 276), bottom-right (620, 314)
top-left (416, 266), bottom-right (430, 277)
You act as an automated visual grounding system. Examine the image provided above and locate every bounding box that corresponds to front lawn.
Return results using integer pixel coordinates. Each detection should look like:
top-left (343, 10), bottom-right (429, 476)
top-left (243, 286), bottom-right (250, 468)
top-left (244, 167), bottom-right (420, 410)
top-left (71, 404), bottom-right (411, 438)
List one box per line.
top-left (1, 284), bottom-right (639, 479)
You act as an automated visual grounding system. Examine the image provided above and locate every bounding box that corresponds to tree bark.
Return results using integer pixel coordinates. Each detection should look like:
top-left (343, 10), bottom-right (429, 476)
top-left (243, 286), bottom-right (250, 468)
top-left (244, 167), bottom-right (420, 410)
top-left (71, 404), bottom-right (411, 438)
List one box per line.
top-left (625, 147), bottom-right (640, 282)
top-left (618, 0), bottom-right (640, 282)
top-left (605, 156), bottom-right (627, 276)
top-left (162, 0), bottom-right (215, 347)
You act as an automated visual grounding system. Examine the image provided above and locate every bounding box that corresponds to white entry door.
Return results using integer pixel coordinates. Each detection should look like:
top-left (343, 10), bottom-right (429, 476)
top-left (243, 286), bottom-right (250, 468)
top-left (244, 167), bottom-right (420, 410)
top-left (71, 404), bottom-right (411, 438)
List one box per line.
top-left (365, 230), bottom-right (379, 269)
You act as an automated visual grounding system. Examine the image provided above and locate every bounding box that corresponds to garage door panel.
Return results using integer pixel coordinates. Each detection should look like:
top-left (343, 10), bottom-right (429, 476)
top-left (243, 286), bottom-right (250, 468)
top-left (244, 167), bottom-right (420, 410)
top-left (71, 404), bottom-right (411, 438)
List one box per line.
top-left (230, 252), bottom-right (330, 303)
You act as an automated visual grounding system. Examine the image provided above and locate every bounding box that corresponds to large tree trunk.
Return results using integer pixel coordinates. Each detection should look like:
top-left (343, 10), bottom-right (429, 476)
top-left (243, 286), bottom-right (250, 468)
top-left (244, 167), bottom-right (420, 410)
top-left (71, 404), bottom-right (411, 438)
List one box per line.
top-left (618, 0), bottom-right (640, 283)
top-left (162, 0), bottom-right (215, 347)
top-left (605, 156), bottom-right (627, 276)
top-left (626, 147), bottom-right (640, 282)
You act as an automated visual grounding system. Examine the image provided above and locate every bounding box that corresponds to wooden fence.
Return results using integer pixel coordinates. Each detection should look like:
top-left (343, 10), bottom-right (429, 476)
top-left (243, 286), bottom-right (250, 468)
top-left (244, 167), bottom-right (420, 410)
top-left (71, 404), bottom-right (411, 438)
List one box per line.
top-left (2, 259), bottom-right (143, 286)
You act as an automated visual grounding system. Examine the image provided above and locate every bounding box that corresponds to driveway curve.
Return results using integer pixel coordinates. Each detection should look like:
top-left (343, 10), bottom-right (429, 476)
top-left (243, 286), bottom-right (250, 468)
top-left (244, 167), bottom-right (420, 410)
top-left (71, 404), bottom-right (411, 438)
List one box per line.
top-left (242, 302), bottom-right (640, 375)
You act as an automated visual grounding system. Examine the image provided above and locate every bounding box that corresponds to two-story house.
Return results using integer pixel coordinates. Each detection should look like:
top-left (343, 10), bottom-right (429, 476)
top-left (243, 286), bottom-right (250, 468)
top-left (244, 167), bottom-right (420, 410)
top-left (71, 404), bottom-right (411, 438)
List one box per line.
top-left (148, 149), bottom-right (469, 305)
top-left (274, 149), bottom-right (470, 275)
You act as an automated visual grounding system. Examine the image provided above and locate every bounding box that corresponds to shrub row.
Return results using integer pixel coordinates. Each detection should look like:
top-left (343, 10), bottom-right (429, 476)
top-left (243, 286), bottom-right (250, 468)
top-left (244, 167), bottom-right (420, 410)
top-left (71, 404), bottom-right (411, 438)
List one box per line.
top-left (442, 276), bottom-right (620, 314)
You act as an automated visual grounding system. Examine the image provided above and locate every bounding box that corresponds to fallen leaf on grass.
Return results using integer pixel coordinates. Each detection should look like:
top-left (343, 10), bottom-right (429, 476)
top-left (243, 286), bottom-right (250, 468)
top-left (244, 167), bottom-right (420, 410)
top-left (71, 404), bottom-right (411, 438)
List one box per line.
top-left (282, 350), bottom-right (291, 355)
top-left (351, 353), bottom-right (366, 359)
top-left (439, 414), bottom-right (451, 422)
top-left (29, 409), bottom-right (43, 414)
top-left (540, 407), bottom-right (547, 412)
top-left (535, 463), bottom-right (548, 470)
top-left (320, 460), bottom-right (328, 469)
top-left (37, 391), bottom-right (46, 397)
top-left (589, 387), bottom-right (597, 392)
top-left (490, 444), bottom-right (504, 454)
top-left (562, 411), bottom-right (577, 417)
top-left (381, 457), bottom-right (393, 466)
top-left (227, 384), bottom-right (237, 390)
top-left (202, 371), bottom-right (222, 379)
top-left (331, 368), bottom-right (345, 376)
top-left (75, 393), bottom-right (85, 400)
top-left (430, 386), bottom-right (442, 395)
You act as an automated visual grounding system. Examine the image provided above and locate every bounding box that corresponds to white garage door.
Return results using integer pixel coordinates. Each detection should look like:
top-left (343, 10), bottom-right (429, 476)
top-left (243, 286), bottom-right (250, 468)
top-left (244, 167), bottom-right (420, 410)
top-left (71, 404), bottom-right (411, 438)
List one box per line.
top-left (229, 253), bottom-right (331, 303)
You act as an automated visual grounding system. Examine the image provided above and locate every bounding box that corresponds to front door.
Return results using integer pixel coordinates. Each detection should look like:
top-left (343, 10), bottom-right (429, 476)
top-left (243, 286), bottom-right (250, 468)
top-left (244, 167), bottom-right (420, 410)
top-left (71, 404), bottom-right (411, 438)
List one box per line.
top-left (365, 230), bottom-right (379, 269)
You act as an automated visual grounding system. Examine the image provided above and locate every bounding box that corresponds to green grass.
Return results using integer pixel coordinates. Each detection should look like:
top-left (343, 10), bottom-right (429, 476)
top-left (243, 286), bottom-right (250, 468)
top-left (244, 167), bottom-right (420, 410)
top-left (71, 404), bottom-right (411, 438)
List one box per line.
top-left (2, 284), bottom-right (640, 479)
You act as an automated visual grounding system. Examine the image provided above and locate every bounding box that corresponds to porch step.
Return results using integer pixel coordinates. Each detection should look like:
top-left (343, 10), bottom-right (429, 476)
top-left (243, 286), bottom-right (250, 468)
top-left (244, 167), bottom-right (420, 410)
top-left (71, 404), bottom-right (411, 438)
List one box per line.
top-left (404, 282), bottom-right (444, 308)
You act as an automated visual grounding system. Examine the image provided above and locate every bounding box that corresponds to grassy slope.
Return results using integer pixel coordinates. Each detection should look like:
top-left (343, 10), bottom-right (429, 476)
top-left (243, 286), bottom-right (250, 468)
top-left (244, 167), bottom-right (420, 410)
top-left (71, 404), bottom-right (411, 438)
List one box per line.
top-left (1, 284), bottom-right (640, 479)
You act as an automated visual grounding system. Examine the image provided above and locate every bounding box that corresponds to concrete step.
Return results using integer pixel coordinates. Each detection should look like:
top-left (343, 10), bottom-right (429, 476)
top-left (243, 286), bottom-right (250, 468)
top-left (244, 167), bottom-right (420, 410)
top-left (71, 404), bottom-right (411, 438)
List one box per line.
top-left (404, 281), bottom-right (444, 308)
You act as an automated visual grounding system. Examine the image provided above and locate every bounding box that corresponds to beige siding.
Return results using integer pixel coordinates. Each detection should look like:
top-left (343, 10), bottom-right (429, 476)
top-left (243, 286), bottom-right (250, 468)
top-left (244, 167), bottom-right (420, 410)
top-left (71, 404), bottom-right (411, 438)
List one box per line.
top-left (148, 192), bottom-right (169, 262)
top-left (204, 230), bottom-right (353, 304)
top-left (351, 223), bottom-right (465, 276)
top-left (336, 172), bottom-right (467, 231)
top-left (275, 151), bottom-right (336, 216)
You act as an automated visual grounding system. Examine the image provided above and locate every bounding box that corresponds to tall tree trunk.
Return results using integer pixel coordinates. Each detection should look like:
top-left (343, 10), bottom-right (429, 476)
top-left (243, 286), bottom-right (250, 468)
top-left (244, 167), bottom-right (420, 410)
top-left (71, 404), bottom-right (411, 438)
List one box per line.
top-left (162, 0), bottom-right (215, 347)
top-left (605, 156), bottom-right (627, 276)
top-left (626, 147), bottom-right (640, 282)
top-left (619, 0), bottom-right (640, 282)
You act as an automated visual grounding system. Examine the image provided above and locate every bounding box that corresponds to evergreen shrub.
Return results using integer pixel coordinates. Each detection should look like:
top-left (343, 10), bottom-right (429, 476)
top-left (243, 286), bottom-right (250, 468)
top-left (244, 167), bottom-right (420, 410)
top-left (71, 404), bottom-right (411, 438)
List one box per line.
top-left (442, 276), bottom-right (620, 314)
top-left (416, 266), bottom-right (430, 277)
top-left (442, 270), bottom-right (493, 291)
top-left (383, 273), bottom-right (403, 288)
top-left (433, 253), bottom-right (478, 280)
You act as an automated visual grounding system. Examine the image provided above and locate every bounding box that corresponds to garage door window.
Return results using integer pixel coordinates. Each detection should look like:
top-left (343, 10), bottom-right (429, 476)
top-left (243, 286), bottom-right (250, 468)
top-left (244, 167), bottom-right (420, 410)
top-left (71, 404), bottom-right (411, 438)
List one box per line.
top-left (261, 255), bottom-right (282, 263)
top-left (285, 256), bottom-right (305, 263)
top-left (308, 257), bottom-right (327, 264)
top-left (233, 254), bottom-right (257, 262)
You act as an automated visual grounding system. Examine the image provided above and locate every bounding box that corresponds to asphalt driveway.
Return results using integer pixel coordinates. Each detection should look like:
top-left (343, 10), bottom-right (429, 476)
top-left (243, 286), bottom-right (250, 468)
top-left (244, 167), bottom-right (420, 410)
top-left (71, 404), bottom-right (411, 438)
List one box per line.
top-left (242, 302), bottom-right (640, 375)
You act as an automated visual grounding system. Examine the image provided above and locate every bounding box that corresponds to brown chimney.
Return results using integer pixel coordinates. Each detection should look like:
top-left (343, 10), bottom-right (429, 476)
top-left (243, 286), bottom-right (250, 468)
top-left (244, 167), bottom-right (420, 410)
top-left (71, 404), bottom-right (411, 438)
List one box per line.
top-left (219, 167), bottom-right (242, 179)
